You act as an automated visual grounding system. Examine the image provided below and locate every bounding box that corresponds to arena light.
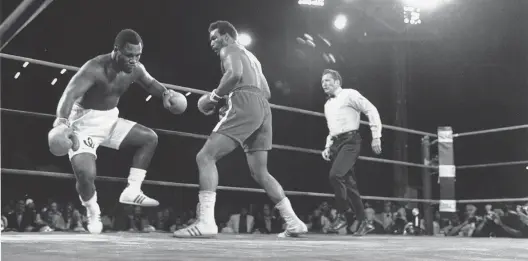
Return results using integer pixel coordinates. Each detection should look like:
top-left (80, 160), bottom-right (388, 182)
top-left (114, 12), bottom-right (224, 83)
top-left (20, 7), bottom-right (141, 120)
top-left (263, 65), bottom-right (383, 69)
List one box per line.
top-left (298, 0), bottom-right (324, 7)
top-left (60, 69), bottom-right (66, 74)
top-left (14, 72), bottom-right (20, 79)
top-left (51, 78), bottom-right (57, 85)
top-left (238, 33), bottom-right (252, 47)
top-left (333, 14), bottom-right (348, 30)
top-left (402, 0), bottom-right (447, 10)
top-left (22, 62), bottom-right (29, 68)
top-left (403, 6), bottom-right (422, 25)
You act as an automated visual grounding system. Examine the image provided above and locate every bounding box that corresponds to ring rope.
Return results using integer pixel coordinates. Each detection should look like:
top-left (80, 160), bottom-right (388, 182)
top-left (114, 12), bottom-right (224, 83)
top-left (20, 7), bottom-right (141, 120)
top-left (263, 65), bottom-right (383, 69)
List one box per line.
top-left (4, 168), bottom-right (527, 204)
top-left (456, 198), bottom-right (528, 204)
top-left (453, 124), bottom-right (528, 138)
top-left (1, 108), bottom-right (435, 169)
top-left (456, 160), bottom-right (528, 169)
top-left (0, 52), bottom-right (438, 137)
top-left (0, 168), bottom-right (439, 203)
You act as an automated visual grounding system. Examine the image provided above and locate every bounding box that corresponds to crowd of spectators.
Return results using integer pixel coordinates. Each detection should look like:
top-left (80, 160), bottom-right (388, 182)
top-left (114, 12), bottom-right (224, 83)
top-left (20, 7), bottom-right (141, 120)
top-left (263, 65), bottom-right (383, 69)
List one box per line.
top-left (3, 196), bottom-right (527, 238)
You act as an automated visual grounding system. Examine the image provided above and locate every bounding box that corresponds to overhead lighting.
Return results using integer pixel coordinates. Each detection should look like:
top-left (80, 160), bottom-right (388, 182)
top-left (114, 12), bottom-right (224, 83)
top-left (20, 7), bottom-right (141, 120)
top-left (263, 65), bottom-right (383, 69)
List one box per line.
top-left (333, 14), bottom-right (348, 30)
top-left (51, 78), bottom-right (57, 85)
top-left (403, 6), bottom-right (422, 25)
top-left (22, 62), bottom-right (29, 68)
top-left (60, 69), bottom-right (66, 74)
top-left (14, 72), bottom-right (21, 79)
top-left (298, 0), bottom-right (324, 7)
top-left (238, 33), bottom-right (252, 47)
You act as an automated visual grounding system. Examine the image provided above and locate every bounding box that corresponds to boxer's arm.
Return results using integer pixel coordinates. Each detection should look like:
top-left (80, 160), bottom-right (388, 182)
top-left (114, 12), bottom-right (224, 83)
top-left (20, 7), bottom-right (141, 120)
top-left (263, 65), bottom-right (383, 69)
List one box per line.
top-left (55, 61), bottom-right (96, 125)
top-left (347, 90), bottom-right (382, 139)
top-left (213, 48), bottom-right (243, 97)
top-left (136, 63), bottom-right (169, 98)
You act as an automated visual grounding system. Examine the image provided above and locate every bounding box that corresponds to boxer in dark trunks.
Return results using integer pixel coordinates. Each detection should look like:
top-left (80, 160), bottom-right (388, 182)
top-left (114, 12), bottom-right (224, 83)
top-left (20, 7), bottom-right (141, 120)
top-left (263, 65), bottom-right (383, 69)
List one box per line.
top-left (173, 21), bottom-right (306, 238)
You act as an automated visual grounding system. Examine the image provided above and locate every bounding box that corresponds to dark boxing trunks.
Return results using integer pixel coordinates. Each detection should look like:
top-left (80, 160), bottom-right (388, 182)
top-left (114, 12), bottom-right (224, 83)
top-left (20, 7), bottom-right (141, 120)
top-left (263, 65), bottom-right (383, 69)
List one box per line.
top-left (213, 86), bottom-right (272, 152)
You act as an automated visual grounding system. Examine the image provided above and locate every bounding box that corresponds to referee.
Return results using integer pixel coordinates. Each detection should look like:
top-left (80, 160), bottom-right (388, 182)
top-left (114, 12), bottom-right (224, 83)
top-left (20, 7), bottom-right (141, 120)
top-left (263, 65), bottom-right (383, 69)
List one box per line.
top-left (320, 69), bottom-right (382, 236)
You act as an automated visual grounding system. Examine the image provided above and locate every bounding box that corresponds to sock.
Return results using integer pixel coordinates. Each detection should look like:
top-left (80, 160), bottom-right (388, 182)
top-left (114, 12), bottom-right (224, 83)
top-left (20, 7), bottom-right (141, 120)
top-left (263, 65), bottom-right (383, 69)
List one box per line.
top-left (79, 192), bottom-right (100, 216)
top-left (275, 197), bottom-right (297, 223)
top-left (198, 190), bottom-right (216, 224)
top-left (127, 168), bottom-right (146, 191)
top-left (79, 192), bottom-right (98, 207)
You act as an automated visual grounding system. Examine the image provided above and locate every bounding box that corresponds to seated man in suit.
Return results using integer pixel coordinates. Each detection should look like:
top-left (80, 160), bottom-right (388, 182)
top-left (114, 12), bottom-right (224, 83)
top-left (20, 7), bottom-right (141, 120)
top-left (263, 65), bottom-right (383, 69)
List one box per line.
top-left (221, 207), bottom-right (254, 234)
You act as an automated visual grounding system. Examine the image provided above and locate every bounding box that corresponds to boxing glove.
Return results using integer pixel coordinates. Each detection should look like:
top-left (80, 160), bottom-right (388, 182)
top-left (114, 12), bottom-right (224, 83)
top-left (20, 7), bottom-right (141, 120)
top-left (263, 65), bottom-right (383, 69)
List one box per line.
top-left (163, 90), bottom-right (187, 114)
top-left (48, 123), bottom-right (79, 156)
top-left (197, 93), bottom-right (218, 116)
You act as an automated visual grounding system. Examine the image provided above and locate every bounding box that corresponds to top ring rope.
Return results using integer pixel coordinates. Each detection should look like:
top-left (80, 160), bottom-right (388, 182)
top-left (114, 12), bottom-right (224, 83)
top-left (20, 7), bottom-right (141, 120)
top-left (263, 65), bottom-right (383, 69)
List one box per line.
top-left (453, 124), bottom-right (528, 138)
top-left (1, 108), bottom-right (435, 169)
top-left (0, 52), bottom-right (437, 137)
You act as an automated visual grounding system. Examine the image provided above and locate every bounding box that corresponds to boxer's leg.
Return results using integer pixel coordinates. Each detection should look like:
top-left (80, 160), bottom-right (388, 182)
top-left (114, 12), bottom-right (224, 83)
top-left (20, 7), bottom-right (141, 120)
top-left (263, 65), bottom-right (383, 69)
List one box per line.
top-left (102, 120), bottom-right (159, 207)
top-left (244, 97), bottom-right (307, 237)
top-left (70, 152), bottom-right (103, 234)
top-left (71, 153), bottom-right (97, 203)
top-left (173, 133), bottom-right (238, 238)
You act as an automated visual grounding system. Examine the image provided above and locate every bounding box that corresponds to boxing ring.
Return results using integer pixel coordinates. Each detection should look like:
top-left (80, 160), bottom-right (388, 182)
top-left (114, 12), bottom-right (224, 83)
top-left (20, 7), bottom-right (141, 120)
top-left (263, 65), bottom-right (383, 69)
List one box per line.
top-left (2, 2), bottom-right (528, 261)
top-left (2, 52), bottom-right (528, 261)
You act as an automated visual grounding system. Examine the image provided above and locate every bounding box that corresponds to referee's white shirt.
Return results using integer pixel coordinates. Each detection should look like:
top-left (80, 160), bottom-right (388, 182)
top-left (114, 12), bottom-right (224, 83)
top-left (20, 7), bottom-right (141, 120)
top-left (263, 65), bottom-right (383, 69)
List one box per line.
top-left (324, 88), bottom-right (382, 148)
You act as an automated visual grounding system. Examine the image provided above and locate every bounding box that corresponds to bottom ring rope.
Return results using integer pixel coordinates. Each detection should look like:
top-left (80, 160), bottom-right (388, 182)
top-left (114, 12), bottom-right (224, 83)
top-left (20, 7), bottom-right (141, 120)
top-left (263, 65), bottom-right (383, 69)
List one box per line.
top-left (5, 168), bottom-right (527, 204)
top-left (1, 168), bottom-right (438, 203)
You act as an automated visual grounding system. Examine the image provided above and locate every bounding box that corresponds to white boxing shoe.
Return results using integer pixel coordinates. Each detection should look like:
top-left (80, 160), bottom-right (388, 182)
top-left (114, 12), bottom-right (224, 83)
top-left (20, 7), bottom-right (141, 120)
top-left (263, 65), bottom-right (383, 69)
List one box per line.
top-left (173, 221), bottom-right (218, 238)
top-left (278, 220), bottom-right (308, 238)
top-left (86, 204), bottom-right (103, 234)
top-left (119, 188), bottom-right (159, 207)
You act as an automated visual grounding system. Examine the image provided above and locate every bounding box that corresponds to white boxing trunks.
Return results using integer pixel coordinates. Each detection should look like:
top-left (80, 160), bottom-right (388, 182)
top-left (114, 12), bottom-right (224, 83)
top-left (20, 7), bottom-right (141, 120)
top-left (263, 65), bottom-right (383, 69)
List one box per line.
top-left (68, 103), bottom-right (136, 159)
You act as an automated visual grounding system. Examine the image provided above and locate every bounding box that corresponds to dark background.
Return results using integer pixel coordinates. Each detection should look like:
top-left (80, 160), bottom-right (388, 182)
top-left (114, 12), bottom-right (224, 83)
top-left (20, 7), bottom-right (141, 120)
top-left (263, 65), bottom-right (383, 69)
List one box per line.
top-left (1, 0), bottom-right (527, 208)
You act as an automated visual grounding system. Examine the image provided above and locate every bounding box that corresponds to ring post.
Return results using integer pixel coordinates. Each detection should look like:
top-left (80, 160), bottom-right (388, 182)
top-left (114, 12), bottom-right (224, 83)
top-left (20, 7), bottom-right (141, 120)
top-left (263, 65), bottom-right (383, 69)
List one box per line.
top-left (438, 127), bottom-right (456, 218)
top-left (421, 136), bottom-right (434, 235)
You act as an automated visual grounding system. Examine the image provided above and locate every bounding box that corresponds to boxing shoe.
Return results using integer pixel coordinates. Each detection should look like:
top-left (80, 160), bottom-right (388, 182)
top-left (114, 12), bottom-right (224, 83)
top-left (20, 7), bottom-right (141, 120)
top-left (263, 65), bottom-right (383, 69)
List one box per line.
top-left (173, 221), bottom-right (218, 238)
top-left (85, 203), bottom-right (103, 234)
top-left (353, 220), bottom-right (375, 236)
top-left (119, 188), bottom-right (159, 207)
top-left (278, 219), bottom-right (308, 238)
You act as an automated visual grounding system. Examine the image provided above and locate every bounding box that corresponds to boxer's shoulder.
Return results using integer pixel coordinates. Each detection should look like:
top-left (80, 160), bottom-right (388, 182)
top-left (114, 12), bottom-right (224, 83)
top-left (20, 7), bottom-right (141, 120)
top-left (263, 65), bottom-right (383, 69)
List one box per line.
top-left (79, 55), bottom-right (107, 78)
top-left (219, 45), bottom-right (239, 60)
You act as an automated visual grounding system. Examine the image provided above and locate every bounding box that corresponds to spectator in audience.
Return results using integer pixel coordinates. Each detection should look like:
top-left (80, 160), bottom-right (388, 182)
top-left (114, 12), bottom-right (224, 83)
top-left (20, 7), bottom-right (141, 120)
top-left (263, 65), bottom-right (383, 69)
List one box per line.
top-left (222, 207), bottom-right (254, 234)
top-left (170, 216), bottom-right (186, 232)
top-left (473, 207), bottom-right (524, 238)
top-left (185, 209), bottom-right (198, 226)
top-left (5, 199), bottom-right (48, 232)
top-left (127, 206), bottom-right (154, 232)
top-left (319, 201), bottom-right (330, 217)
top-left (100, 207), bottom-right (114, 232)
top-left (46, 202), bottom-right (67, 231)
top-left (307, 207), bottom-right (331, 233)
top-left (376, 201), bottom-right (395, 233)
top-left (64, 202), bottom-right (86, 232)
top-left (391, 207), bottom-right (408, 234)
top-left (485, 204), bottom-right (493, 215)
top-left (446, 204), bottom-right (481, 237)
top-left (253, 204), bottom-right (282, 234)
top-left (431, 210), bottom-right (442, 235)
top-left (328, 208), bottom-right (347, 234)
top-left (350, 207), bottom-right (380, 235)
top-left (154, 208), bottom-right (173, 232)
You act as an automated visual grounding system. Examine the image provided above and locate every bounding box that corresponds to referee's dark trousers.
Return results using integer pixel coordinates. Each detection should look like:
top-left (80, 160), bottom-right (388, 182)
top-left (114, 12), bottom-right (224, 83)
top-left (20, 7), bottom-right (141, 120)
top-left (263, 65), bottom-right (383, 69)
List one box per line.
top-left (328, 130), bottom-right (366, 221)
